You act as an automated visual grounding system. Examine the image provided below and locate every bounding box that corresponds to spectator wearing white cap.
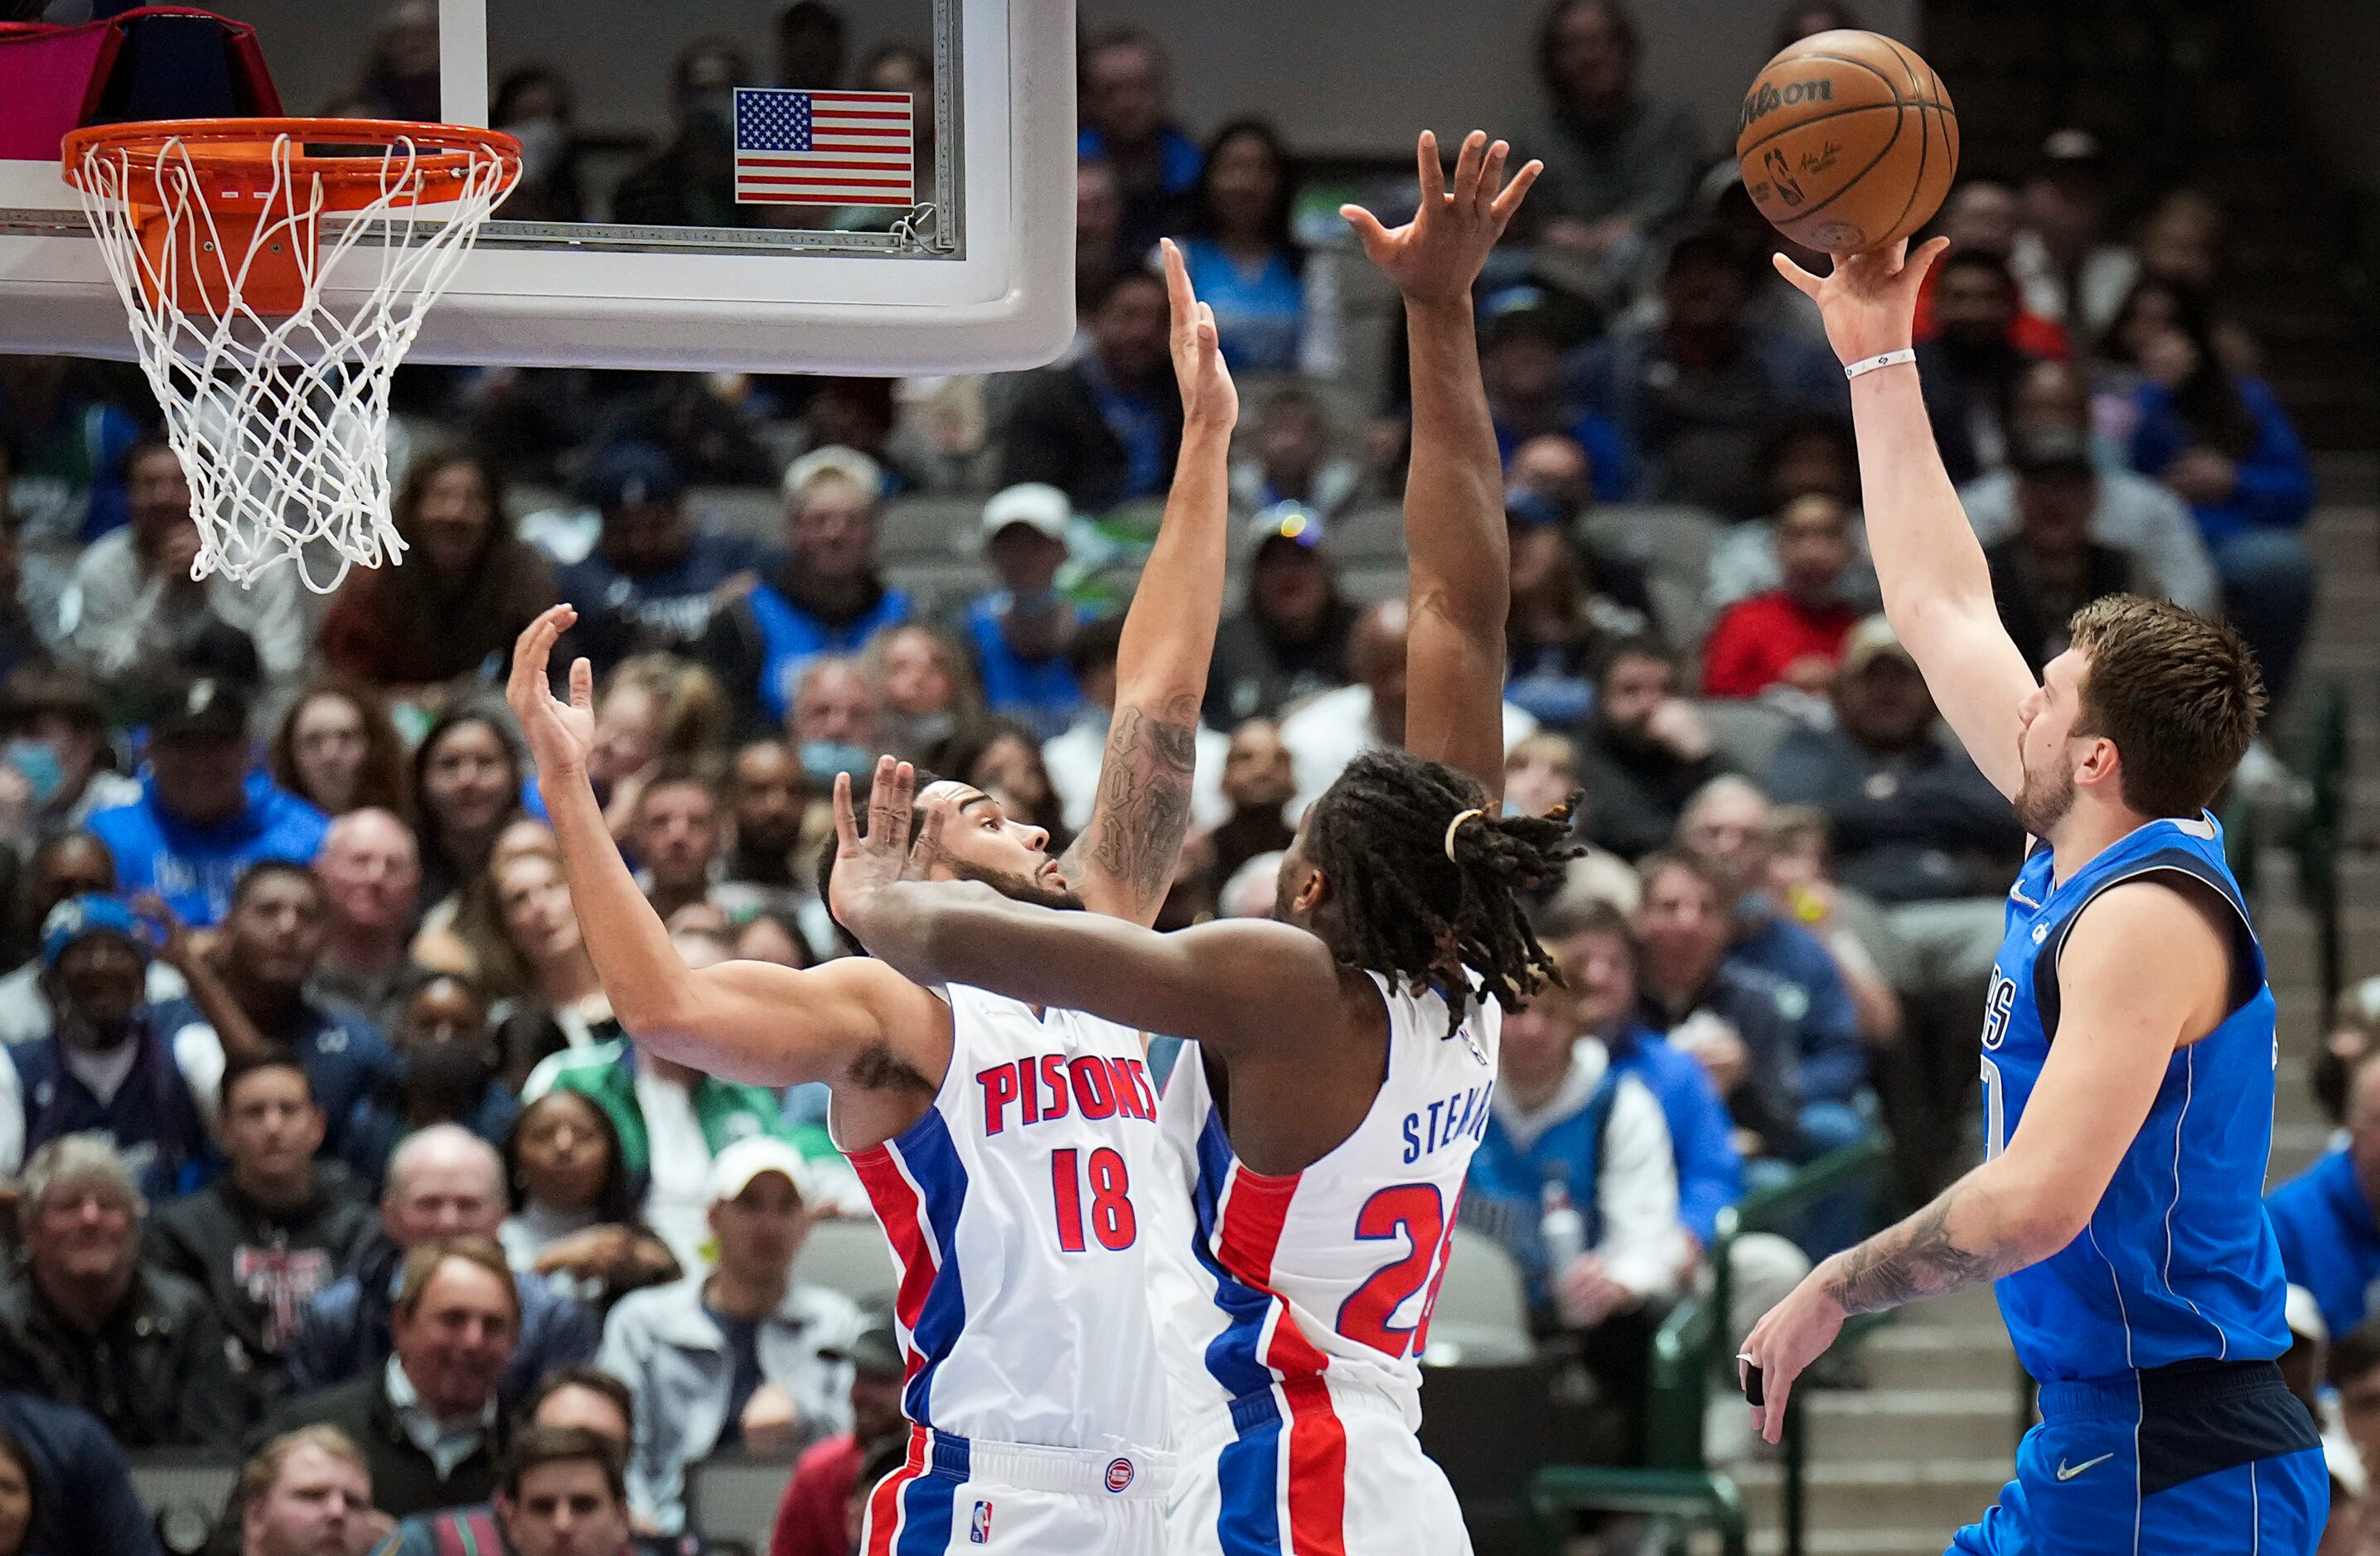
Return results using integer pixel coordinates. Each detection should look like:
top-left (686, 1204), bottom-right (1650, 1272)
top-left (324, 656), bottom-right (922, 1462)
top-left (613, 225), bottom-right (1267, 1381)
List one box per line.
top-left (694, 447), bottom-right (914, 739)
top-left (958, 484), bottom-right (1089, 743)
top-left (595, 1135), bottom-right (861, 1536)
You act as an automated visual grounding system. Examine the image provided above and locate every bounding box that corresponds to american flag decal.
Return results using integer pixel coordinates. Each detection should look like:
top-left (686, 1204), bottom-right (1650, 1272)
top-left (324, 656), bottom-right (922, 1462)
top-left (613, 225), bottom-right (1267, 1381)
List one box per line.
top-left (733, 86), bottom-right (917, 206)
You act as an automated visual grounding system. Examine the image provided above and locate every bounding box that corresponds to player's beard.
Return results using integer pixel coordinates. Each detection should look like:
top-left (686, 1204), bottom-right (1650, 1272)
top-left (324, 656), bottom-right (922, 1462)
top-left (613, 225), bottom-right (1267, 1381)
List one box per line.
top-left (2012, 757), bottom-right (2076, 838)
top-left (944, 857), bottom-right (1087, 913)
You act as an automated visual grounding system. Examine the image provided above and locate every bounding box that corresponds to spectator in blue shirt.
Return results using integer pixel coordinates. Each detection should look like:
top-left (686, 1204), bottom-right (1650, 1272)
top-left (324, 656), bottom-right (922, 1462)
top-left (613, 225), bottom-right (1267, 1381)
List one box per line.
top-left (148, 860), bottom-right (397, 1160)
top-left (1076, 29), bottom-right (1201, 256)
top-left (1676, 776), bottom-right (1870, 1112)
top-left (2266, 1051), bottom-right (2380, 1343)
top-left (2102, 279), bottom-right (2317, 700)
top-left (551, 442), bottom-right (773, 684)
top-left (1479, 289), bottom-right (1633, 499)
top-left (86, 676), bottom-right (329, 929)
top-left (697, 447), bottom-right (912, 738)
top-left (995, 268), bottom-right (1183, 515)
top-left (1172, 118), bottom-right (1337, 377)
top-left (960, 484), bottom-right (1086, 743)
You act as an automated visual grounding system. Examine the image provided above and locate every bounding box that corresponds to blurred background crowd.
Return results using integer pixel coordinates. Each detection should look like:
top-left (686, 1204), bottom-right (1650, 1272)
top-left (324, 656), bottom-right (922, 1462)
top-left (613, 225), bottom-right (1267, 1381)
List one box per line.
top-left (0, 1), bottom-right (2371, 1554)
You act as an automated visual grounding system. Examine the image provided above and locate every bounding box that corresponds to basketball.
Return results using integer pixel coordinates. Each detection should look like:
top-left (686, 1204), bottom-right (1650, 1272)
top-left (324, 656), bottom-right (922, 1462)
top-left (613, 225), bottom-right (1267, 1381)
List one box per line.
top-left (1735, 29), bottom-right (1959, 255)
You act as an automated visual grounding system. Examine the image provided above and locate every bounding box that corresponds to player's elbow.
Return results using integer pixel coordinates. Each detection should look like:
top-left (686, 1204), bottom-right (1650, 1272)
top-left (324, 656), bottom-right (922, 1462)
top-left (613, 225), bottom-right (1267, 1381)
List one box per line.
top-left (607, 965), bottom-right (699, 1041)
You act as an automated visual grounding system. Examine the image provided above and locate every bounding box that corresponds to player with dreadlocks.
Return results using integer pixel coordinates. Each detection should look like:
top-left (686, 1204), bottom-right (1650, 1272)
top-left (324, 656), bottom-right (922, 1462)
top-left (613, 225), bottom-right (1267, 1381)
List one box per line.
top-left (829, 132), bottom-right (1556, 1556)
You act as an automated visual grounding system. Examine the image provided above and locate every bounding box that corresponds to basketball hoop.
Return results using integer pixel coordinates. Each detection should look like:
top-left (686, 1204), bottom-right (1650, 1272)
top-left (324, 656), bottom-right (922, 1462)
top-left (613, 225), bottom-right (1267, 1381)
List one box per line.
top-left (62, 118), bottom-right (521, 592)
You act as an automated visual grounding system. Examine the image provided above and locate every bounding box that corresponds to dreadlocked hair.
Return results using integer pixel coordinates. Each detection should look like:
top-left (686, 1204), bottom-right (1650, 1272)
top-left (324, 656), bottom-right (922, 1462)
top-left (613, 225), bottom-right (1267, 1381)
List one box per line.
top-left (1300, 747), bottom-right (1582, 1036)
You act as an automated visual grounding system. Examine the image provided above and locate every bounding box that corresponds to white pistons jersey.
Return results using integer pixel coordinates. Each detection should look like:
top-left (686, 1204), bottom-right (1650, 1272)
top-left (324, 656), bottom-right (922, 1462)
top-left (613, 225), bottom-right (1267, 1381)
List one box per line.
top-left (1154, 973), bottom-right (1500, 1434)
top-left (844, 983), bottom-right (1171, 1456)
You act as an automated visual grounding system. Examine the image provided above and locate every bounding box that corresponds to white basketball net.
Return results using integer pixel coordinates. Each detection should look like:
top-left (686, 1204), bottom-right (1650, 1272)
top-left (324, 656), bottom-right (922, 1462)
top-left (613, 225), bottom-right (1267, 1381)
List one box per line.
top-left (72, 129), bottom-right (516, 592)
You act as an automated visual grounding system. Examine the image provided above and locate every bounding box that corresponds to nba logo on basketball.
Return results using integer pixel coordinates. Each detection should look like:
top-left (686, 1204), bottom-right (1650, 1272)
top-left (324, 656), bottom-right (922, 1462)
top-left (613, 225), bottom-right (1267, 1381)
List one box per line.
top-left (1105, 1457), bottom-right (1135, 1493)
top-left (969, 1500), bottom-right (992, 1544)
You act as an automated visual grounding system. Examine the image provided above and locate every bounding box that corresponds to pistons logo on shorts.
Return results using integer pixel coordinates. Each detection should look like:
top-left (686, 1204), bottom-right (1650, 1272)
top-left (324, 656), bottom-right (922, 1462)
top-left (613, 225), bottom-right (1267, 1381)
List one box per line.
top-left (1105, 1457), bottom-right (1135, 1493)
top-left (970, 1500), bottom-right (992, 1543)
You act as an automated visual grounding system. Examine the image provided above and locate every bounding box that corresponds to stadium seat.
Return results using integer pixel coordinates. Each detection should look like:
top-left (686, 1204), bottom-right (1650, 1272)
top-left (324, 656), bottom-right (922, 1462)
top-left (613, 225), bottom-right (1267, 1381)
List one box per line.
top-left (688, 486), bottom-right (781, 544)
top-left (1324, 501), bottom-right (1406, 563)
top-left (1418, 1226), bottom-right (1533, 1366)
top-left (1694, 697), bottom-right (1797, 777)
top-left (1582, 502), bottom-right (1725, 649)
top-left (684, 1452), bottom-right (784, 1555)
top-left (797, 1214), bottom-right (897, 1308)
top-left (879, 494), bottom-right (987, 558)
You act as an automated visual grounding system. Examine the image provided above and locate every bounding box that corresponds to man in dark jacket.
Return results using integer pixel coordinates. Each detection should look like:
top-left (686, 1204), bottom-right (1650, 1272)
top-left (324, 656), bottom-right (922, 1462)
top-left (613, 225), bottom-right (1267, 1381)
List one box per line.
top-left (1574, 637), bottom-right (1727, 861)
top-left (146, 1048), bottom-right (376, 1408)
top-left (286, 1124), bottom-right (596, 1409)
top-left (0, 1132), bottom-right (247, 1446)
top-left (994, 268), bottom-right (1183, 514)
top-left (1982, 428), bottom-right (2135, 674)
top-left (263, 1238), bottom-right (518, 1520)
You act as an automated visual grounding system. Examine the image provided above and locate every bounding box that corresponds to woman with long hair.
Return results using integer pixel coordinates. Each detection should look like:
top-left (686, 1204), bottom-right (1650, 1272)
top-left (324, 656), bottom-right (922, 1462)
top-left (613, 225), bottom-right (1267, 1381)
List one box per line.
top-left (319, 447), bottom-right (556, 695)
top-left (926, 716), bottom-right (1076, 854)
top-left (2097, 278), bottom-right (2316, 699)
top-left (588, 654), bottom-right (731, 840)
top-left (267, 680), bottom-right (412, 819)
top-left (499, 1088), bottom-right (678, 1312)
top-left (866, 622), bottom-right (984, 763)
top-left (1172, 118), bottom-right (1340, 375)
top-left (418, 836), bottom-right (617, 1089)
top-left (409, 701), bottom-right (530, 911)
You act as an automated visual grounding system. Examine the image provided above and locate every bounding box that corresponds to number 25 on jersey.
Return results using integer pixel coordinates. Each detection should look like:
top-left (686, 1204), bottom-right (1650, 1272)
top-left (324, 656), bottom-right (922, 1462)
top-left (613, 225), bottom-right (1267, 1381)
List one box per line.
top-left (1051, 1147), bottom-right (1137, 1252)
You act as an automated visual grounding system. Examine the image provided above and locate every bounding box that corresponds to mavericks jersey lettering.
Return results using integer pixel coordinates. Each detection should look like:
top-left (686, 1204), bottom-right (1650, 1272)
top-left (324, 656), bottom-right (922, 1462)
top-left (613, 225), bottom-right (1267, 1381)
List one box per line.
top-left (1983, 814), bottom-right (2291, 1382)
top-left (840, 983), bottom-right (1168, 1452)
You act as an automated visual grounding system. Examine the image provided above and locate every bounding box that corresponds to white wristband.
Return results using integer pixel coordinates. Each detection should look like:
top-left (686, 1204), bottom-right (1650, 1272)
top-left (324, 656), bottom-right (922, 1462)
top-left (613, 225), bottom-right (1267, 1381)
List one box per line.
top-left (1844, 348), bottom-right (1918, 380)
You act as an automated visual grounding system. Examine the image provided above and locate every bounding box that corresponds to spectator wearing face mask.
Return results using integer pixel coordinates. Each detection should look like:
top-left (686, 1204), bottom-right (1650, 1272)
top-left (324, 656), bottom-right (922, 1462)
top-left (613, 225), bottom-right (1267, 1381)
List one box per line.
top-left (0, 1133), bottom-right (247, 1447)
top-left (0, 894), bottom-right (212, 1199)
top-left (339, 973), bottom-right (518, 1193)
top-left (696, 448), bottom-right (912, 740)
top-left (0, 666), bottom-right (140, 848)
top-left (958, 486), bottom-right (1086, 743)
top-left (868, 624), bottom-right (984, 766)
top-left (783, 657), bottom-right (881, 797)
top-left (1204, 507), bottom-right (1362, 730)
top-left (145, 1049), bottom-right (377, 1409)
top-left (0, 832), bottom-right (185, 1045)
top-left (487, 66), bottom-right (587, 223)
top-left (85, 675), bottom-right (329, 928)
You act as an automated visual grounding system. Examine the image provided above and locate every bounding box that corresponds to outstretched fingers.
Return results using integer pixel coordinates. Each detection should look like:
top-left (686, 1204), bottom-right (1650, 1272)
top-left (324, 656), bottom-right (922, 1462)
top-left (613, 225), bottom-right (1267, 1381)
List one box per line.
top-left (1773, 249), bottom-right (1826, 300)
top-left (1488, 157), bottom-right (1544, 222)
top-left (506, 604), bottom-right (571, 704)
top-left (1414, 128), bottom-right (1441, 202)
top-left (832, 771), bottom-right (863, 859)
top-left (1160, 236), bottom-right (1195, 340)
top-left (1449, 130), bottom-right (1487, 209)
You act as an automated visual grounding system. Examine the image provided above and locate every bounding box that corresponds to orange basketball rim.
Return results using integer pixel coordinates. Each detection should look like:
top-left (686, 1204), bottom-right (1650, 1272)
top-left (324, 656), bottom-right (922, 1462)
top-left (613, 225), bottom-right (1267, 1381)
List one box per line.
top-left (61, 118), bottom-right (520, 317)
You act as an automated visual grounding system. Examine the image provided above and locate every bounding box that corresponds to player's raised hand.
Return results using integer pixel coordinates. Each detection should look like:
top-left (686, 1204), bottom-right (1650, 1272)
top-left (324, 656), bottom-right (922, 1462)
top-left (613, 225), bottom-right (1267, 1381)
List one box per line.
top-left (1774, 235), bottom-right (1950, 368)
top-left (1341, 129), bottom-right (1542, 307)
top-left (829, 756), bottom-right (945, 938)
top-left (1160, 237), bottom-right (1237, 433)
top-left (506, 605), bottom-right (597, 785)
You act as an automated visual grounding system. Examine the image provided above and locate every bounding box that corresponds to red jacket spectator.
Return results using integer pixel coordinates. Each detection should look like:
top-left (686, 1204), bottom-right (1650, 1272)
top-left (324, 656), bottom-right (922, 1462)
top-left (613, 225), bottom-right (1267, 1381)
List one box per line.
top-left (1700, 495), bottom-right (1860, 698)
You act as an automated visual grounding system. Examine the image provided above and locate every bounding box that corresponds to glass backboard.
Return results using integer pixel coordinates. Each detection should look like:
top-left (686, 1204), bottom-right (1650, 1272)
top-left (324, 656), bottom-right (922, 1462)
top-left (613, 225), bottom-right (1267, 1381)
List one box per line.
top-left (0, 0), bottom-right (1074, 372)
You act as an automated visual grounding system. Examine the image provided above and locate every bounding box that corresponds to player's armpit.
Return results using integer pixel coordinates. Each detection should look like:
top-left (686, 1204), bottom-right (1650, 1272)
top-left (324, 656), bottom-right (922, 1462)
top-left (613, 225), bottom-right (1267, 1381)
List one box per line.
top-left (1991, 879), bottom-right (2229, 1244)
top-left (642, 954), bottom-right (951, 1090)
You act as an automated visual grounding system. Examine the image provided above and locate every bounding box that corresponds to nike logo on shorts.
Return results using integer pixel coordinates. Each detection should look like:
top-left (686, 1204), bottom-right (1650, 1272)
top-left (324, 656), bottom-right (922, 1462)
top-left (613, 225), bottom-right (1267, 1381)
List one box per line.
top-left (2056, 1453), bottom-right (2115, 1481)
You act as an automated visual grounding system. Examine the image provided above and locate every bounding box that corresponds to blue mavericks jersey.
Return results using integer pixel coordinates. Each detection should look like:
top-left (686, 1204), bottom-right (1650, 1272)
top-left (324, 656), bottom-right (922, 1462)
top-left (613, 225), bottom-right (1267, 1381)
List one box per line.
top-left (1984, 814), bottom-right (2291, 1383)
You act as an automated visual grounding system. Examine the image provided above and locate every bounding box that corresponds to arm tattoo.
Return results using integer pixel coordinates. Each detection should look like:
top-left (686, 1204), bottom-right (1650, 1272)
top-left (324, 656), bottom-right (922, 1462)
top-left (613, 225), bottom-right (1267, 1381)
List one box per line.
top-left (1076, 699), bottom-right (1199, 909)
top-left (1821, 1191), bottom-right (2029, 1317)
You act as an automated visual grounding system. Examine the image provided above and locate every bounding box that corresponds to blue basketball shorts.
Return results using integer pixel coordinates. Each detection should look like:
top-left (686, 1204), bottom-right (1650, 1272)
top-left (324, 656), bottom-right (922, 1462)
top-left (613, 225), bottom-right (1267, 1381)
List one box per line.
top-left (1948, 1359), bottom-right (2326, 1555)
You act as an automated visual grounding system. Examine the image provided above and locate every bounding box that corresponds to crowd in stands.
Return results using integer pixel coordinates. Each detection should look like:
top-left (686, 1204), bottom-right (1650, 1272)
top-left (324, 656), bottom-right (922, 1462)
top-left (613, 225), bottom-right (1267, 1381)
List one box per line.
top-left (0, 0), bottom-right (2342, 1550)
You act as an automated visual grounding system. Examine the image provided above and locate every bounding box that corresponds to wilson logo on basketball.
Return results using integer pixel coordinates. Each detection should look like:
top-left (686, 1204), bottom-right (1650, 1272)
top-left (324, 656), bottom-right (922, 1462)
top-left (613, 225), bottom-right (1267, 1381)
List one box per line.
top-left (1105, 1458), bottom-right (1135, 1493)
top-left (1739, 76), bottom-right (1833, 131)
